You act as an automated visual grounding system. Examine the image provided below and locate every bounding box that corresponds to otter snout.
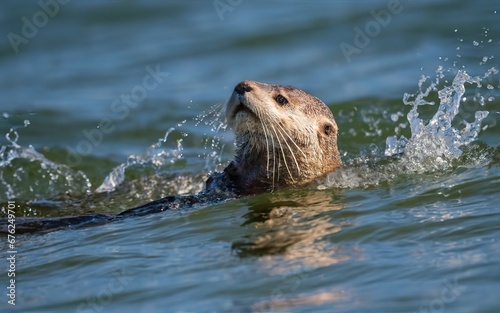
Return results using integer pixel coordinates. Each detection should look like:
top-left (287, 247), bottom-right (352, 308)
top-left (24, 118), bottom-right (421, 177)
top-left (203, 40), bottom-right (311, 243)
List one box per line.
top-left (234, 81), bottom-right (253, 95)
top-left (226, 81), bottom-right (260, 126)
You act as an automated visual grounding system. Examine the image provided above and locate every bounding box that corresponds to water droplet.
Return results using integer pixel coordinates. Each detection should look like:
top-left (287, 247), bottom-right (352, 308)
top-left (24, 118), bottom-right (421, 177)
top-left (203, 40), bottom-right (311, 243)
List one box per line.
top-left (384, 68), bottom-right (493, 172)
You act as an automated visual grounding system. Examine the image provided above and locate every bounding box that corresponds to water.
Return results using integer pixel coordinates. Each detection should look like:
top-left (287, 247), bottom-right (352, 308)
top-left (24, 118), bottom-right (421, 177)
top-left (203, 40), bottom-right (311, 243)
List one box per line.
top-left (1, 1), bottom-right (500, 312)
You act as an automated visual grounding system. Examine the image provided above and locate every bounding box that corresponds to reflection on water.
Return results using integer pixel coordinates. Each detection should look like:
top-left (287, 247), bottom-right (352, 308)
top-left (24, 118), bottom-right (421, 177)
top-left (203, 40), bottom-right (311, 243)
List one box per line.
top-left (251, 287), bottom-right (348, 313)
top-left (234, 190), bottom-right (349, 267)
top-left (232, 190), bottom-right (352, 312)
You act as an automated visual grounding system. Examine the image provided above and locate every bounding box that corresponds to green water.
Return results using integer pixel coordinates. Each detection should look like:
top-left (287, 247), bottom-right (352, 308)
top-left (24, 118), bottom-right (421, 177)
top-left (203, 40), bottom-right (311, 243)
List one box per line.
top-left (1, 1), bottom-right (500, 312)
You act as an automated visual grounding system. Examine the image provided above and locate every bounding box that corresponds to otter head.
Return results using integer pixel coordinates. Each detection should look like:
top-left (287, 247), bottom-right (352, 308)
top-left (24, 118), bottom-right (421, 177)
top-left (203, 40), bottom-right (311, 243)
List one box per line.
top-left (222, 80), bottom-right (341, 195)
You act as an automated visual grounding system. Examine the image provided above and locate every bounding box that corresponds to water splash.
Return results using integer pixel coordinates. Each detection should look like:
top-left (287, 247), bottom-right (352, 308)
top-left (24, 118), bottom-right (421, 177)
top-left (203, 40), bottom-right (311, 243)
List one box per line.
top-left (95, 127), bottom-right (185, 193)
top-left (0, 100), bottom-right (229, 202)
top-left (194, 102), bottom-right (228, 172)
top-left (95, 103), bottom-right (228, 193)
top-left (0, 119), bottom-right (92, 202)
top-left (386, 68), bottom-right (494, 166)
top-left (322, 67), bottom-right (498, 189)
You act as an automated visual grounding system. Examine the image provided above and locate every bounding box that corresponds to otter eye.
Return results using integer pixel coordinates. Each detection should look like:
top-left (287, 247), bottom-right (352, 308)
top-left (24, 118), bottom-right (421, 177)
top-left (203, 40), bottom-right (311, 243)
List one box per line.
top-left (274, 94), bottom-right (288, 106)
top-left (324, 124), bottom-right (334, 135)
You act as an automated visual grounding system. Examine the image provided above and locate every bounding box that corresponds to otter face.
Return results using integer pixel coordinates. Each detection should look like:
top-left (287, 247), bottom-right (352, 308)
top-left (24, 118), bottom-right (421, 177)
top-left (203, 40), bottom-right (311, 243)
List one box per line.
top-left (224, 80), bottom-right (341, 193)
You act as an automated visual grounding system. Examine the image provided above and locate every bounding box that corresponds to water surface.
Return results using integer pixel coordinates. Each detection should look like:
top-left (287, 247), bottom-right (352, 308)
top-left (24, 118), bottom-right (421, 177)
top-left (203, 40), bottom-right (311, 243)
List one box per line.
top-left (1, 1), bottom-right (499, 312)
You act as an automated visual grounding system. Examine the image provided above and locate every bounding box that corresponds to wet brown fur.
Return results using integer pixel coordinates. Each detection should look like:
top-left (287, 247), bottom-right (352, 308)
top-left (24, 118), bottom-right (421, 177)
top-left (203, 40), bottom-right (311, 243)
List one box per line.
top-left (211, 80), bottom-right (341, 195)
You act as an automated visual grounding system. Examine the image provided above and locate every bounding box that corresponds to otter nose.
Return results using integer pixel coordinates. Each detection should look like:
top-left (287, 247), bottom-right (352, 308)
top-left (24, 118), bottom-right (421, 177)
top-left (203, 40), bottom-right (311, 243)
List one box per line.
top-left (234, 81), bottom-right (253, 95)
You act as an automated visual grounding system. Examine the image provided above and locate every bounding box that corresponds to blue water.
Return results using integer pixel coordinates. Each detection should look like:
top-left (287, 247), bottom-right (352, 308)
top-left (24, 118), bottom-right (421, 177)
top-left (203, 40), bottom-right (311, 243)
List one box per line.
top-left (0, 1), bottom-right (500, 312)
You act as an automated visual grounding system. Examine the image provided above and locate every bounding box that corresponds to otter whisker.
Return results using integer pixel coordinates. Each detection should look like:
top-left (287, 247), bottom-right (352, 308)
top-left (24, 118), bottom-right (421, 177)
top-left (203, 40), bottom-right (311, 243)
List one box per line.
top-left (275, 122), bottom-right (308, 159)
top-left (275, 125), bottom-right (302, 177)
top-left (270, 124), bottom-right (295, 182)
top-left (267, 123), bottom-right (277, 189)
top-left (258, 115), bottom-right (271, 179)
top-left (255, 108), bottom-right (274, 186)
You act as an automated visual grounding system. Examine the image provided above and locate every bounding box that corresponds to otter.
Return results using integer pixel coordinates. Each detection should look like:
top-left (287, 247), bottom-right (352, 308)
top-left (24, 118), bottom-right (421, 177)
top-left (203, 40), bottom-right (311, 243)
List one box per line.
top-left (1, 81), bottom-right (341, 232)
top-left (205, 80), bottom-right (341, 196)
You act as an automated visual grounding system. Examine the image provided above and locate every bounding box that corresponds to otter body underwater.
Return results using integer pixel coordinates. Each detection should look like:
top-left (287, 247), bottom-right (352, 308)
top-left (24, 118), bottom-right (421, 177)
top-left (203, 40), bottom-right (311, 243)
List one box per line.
top-left (2, 81), bottom-right (342, 233)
